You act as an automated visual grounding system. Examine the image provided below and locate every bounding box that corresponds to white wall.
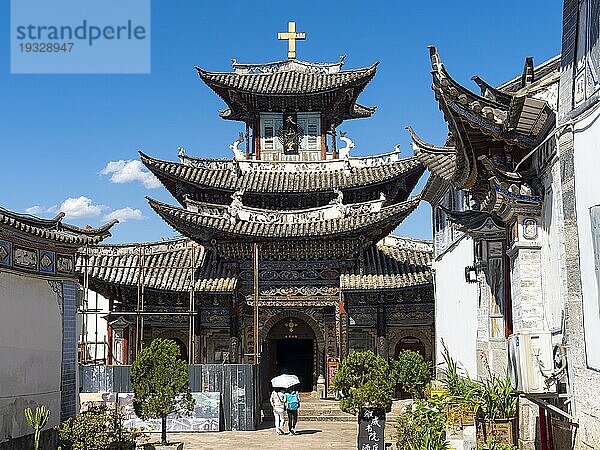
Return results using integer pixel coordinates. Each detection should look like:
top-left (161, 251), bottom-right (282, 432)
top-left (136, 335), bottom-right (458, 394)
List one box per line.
top-left (573, 106), bottom-right (600, 370)
top-left (80, 289), bottom-right (109, 363)
top-left (0, 272), bottom-right (62, 442)
top-left (434, 236), bottom-right (479, 377)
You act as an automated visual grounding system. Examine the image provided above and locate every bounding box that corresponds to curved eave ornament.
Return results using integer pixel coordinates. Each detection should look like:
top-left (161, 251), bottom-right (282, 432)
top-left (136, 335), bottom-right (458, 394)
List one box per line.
top-left (427, 46), bottom-right (547, 151)
top-left (439, 206), bottom-right (505, 239)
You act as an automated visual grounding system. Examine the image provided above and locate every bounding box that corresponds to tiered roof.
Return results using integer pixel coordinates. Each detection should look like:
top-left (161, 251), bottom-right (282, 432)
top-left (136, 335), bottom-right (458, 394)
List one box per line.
top-left (147, 196), bottom-right (420, 244)
top-left (197, 58), bottom-right (377, 125)
top-left (140, 151), bottom-right (424, 205)
top-left (78, 235), bottom-right (433, 297)
top-left (340, 236), bottom-right (433, 291)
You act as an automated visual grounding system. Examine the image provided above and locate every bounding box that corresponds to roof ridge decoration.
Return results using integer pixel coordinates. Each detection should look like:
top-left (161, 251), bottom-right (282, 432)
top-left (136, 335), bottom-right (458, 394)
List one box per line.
top-left (146, 196), bottom-right (420, 241)
top-left (230, 57), bottom-right (346, 75)
top-left (183, 190), bottom-right (388, 225)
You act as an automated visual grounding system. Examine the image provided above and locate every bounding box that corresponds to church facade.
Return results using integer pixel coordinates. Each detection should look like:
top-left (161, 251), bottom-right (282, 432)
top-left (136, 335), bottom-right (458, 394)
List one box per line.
top-left (78, 25), bottom-right (434, 395)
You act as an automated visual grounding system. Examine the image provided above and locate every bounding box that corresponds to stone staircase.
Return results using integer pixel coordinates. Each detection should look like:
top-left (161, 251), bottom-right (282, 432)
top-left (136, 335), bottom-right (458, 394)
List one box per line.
top-left (262, 396), bottom-right (407, 423)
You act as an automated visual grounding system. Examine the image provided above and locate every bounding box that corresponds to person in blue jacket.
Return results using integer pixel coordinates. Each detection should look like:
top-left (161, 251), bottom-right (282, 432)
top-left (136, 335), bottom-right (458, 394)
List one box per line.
top-left (285, 386), bottom-right (300, 435)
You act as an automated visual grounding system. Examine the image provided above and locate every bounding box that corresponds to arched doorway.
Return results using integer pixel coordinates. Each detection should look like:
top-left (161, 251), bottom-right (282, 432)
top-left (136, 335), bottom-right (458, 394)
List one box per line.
top-left (264, 317), bottom-right (316, 393)
top-left (171, 337), bottom-right (189, 363)
top-left (394, 336), bottom-right (426, 359)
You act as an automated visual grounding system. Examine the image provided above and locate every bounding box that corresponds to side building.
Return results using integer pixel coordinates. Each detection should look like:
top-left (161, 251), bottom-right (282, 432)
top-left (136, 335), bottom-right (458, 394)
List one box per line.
top-left (76, 46), bottom-right (435, 400)
top-left (555, 0), bottom-right (600, 448)
top-left (0, 207), bottom-right (114, 449)
top-left (410, 46), bottom-right (567, 449)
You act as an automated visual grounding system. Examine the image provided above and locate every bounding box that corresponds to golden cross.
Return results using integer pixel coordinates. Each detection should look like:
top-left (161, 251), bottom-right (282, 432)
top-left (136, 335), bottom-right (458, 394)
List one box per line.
top-left (285, 319), bottom-right (297, 333)
top-left (278, 22), bottom-right (306, 60)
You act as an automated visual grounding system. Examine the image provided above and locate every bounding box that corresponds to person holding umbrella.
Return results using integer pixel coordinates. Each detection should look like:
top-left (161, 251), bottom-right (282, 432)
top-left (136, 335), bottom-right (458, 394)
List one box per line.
top-left (270, 387), bottom-right (287, 435)
top-left (270, 374), bottom-right (300, 435)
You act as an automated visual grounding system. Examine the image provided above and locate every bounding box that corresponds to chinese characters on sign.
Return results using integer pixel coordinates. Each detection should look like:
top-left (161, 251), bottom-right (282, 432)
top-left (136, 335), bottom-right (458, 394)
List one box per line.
top-left (358, 407), bottom-right (385, 450)
top-left (326, 357), bottom-right (340, 393)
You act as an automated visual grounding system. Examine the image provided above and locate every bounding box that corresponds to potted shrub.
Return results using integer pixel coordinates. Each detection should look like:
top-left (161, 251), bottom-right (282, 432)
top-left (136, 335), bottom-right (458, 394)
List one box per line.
top-left (331, 351), bottom-right (396, 446)
top-left (108, 405), bottom-right (147, 450)
top-left (474, 375), bottom-right (518, 446)
top-left (57, 407), bottom-right (112, 450)
top-left (392, 349), bottom-right (431, 399)
top-left (130, 338), bottom-right (195, 450)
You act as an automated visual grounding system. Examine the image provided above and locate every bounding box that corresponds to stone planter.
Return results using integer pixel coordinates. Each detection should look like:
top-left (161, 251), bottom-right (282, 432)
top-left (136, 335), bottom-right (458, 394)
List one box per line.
top-left (143, 443), bottom-right (184, 450)
top-left (475, 417), bottom-right (518, 446)
top-left (109, 442), bottom-right (136, 450)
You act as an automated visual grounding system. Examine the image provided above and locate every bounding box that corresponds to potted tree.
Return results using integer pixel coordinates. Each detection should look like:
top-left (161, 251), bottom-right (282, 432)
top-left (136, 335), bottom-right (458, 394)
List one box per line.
top-left (332, 351), bottom-right (396, 448)
top-left (392, 349), bottom-right (431, 399)
top-left (130, 338), bottom-right (195, 450)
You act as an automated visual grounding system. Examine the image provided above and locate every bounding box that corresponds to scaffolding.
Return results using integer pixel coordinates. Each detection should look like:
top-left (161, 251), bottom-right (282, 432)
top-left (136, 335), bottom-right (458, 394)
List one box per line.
top-left (78, 242), bottom-right (199, 365)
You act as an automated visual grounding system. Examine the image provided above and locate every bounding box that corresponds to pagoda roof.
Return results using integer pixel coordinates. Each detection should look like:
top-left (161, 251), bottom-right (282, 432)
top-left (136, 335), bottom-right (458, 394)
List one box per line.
top-left (77, 237), bottom-right (236, 294)
top-left (196, 58), bottom-right (378, 124)
top-left (147, 196), bottom-right (420, 243)
top-left (140, 151), bottom-right (424, 200)
top-left (0, 206), bottom-right (116, 247)
top-left (428, 46), bottom-right (555, 150)
top-left (340, 235), bottom-right (433, 291)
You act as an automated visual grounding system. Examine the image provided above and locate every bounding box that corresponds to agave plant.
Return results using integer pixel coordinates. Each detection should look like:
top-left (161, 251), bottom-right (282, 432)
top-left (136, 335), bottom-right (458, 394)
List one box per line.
top-left (24, 405), bottom-right (50, 450)
top-left (477, 375), bottom-right (517, 420)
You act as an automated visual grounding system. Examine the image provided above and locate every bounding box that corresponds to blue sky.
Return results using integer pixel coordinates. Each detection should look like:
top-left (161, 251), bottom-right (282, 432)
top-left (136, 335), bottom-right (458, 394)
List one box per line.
top-left (0, 1), bottom-right (563, 243)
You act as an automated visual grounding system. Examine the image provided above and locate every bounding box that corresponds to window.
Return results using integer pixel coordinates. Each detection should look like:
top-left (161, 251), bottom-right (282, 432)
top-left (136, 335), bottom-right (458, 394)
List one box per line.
top-left (575, 0), bottom-right (600, 104)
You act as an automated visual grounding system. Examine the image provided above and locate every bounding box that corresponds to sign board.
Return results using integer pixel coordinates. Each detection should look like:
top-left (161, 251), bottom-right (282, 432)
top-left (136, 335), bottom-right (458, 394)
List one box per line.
top-left (326, 357), bottom-right (339, 392)
top-left (357, 407), bottom-right (385, 450)
top-left (80, 392), bottom-right (220, 432)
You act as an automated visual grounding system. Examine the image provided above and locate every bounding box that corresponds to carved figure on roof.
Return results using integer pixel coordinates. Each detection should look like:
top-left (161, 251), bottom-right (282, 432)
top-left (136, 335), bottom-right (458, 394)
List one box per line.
top-left (230, 132), bottom-right (245, 159)
top-left (339, 131), bottom-right (355, 159)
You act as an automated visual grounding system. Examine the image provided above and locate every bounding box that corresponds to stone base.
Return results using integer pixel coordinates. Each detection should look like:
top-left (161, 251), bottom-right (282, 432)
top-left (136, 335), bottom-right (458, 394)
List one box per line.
top-left (143, 443), bottom-right (184, 450)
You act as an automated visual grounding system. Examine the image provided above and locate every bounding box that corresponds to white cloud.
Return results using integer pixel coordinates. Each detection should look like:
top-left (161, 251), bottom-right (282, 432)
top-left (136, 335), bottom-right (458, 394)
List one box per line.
top-left (26, 197), bottom-right (107, 219)
top-left (100, 160), bottom-right (161, 189)
top-left (25, 205), bottom-right (46, 215)
top-left (53, 196), bottom-right (108, 219)
top-left (103, 207), bottom-right (146, 223)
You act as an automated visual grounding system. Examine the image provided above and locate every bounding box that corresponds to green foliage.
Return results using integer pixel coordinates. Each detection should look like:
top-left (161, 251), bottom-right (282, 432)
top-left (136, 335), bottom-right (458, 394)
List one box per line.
top-left (477, 375), bottom-right (517, 420)
top-left (109, 406), bottom-right (148, 446)
top-left (439, 341), bottom-right (480, 415)
top-left (439, 343), bottom-right (516, 421)
top-left (392, 349), bottom-right (431, 399)
top-left (58, 407), bottom-right (112, 450)
top-left (130, 338), bottom-right (194, 444)
top-left (331, 351), bottom-right (396, 415)
top-left (57, 406), bottom-right (146, 450)
top-left (24, 404), bottom-right (50, 450)
top-left (396, 397), bottom-right (450, 450)
top-left (478, 438), bottom-right (518, 450)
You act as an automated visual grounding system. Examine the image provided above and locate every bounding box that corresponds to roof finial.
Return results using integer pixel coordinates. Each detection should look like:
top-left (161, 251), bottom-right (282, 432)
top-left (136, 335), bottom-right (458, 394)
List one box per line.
top-left (277, 21), bottom-right (306, 59)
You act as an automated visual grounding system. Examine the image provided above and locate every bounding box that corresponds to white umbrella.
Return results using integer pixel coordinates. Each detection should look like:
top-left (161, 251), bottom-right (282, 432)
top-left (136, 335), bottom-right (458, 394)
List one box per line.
top-left (271, 374), bottom-right (300, 389)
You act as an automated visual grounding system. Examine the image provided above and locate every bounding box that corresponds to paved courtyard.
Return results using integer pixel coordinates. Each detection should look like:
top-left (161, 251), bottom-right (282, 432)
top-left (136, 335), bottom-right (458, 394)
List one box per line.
top-left (166, 420), bottom-right (396, 449)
